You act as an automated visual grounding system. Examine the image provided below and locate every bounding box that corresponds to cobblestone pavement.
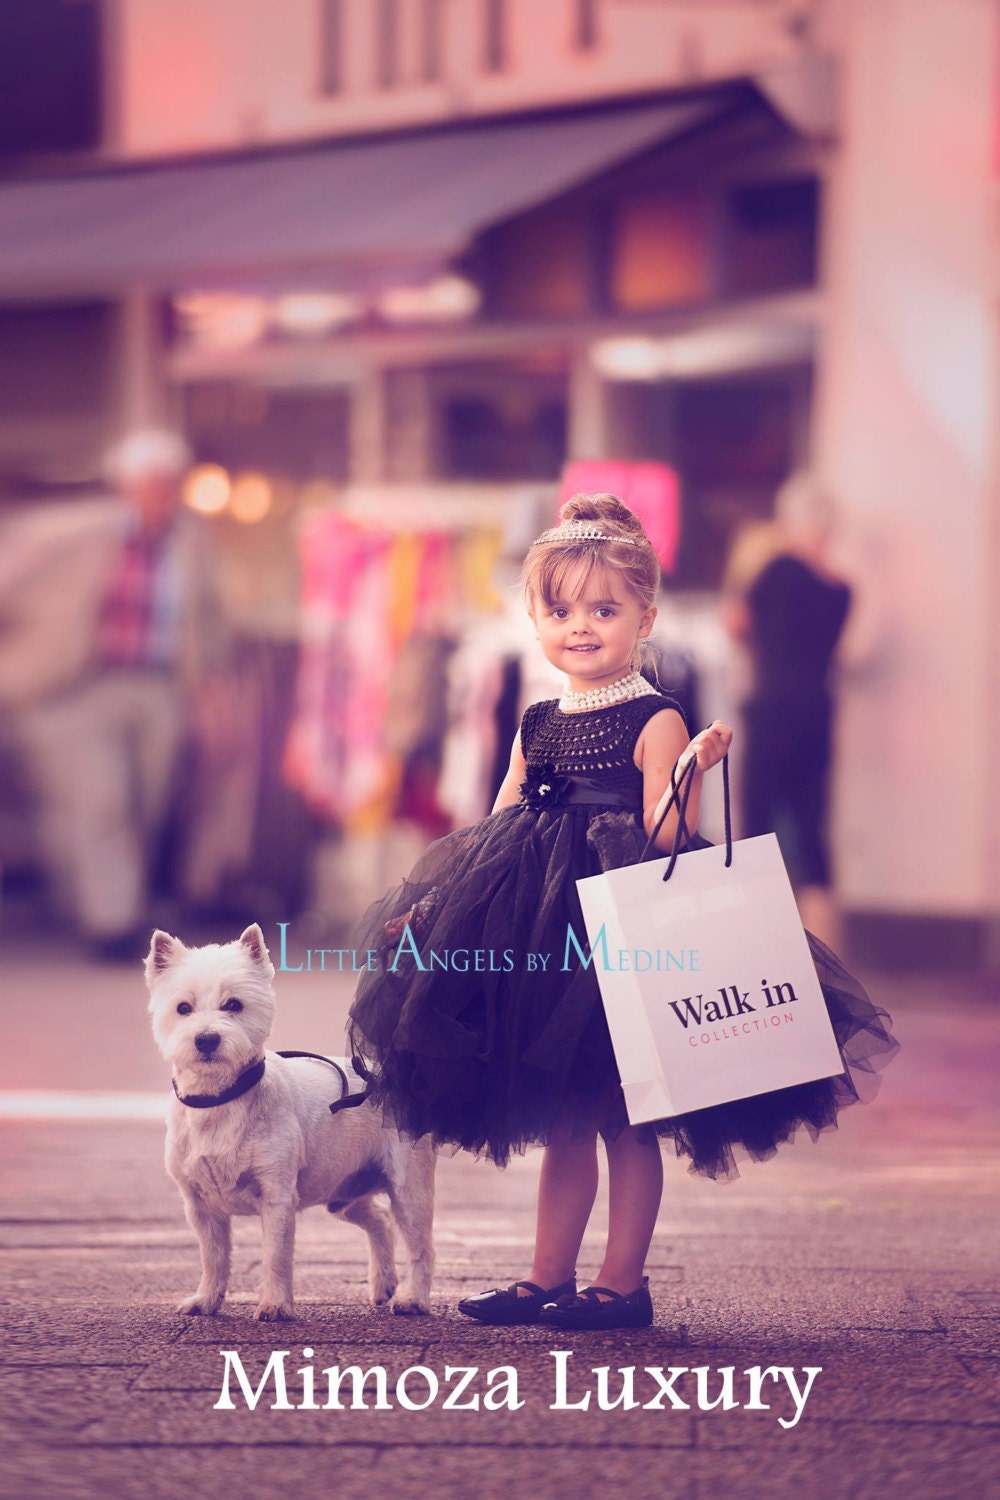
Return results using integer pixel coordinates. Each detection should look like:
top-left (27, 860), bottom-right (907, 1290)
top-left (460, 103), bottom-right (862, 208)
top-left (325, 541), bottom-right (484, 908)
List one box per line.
top-left (1, 946), bottom-right (998, 1499)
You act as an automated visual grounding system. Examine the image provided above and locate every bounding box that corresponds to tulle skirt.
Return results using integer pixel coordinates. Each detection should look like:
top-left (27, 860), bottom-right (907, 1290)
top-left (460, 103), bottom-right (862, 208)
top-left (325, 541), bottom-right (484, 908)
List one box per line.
top-left (347, 803), bottom-right (898, 1180)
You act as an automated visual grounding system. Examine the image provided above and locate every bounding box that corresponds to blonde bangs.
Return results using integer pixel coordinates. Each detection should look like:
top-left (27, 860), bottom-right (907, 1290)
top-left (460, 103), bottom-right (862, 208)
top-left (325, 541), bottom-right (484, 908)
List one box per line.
top-left (523, 542), bottom-right (658, 612)
top-left (527, 545), bottom-right (603, 608)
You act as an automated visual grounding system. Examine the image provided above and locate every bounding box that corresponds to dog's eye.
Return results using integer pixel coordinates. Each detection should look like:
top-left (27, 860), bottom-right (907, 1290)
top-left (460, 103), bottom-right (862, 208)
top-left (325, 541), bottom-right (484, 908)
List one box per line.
top-left (176, 1001), bottom-right (193, 1015)
top-left (221, 997), bottom-right (244, 1013)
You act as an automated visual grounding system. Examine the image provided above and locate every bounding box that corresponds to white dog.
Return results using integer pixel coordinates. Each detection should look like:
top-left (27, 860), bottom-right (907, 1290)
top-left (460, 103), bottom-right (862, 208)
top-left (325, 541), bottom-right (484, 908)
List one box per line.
top-left (145, 924), bottom-right (435, 1321)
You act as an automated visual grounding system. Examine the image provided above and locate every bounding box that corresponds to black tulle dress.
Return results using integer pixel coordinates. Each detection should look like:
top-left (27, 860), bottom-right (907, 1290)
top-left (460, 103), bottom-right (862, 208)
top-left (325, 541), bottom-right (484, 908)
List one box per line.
top-left (347, 693), bottom-right (898, 1180)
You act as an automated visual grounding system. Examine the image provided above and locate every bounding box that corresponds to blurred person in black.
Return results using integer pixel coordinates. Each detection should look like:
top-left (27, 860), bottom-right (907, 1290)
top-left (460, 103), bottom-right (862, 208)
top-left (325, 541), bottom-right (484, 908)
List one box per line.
top-left (721, 473), bottom-right (851, 948)
top-left (0, 431), bottom-right (229, 959)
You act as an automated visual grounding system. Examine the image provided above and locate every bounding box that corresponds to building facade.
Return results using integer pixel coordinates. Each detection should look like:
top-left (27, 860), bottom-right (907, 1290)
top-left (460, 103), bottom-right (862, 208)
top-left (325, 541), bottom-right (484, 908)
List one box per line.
top-left (0, 0), bottom-right (997, 949)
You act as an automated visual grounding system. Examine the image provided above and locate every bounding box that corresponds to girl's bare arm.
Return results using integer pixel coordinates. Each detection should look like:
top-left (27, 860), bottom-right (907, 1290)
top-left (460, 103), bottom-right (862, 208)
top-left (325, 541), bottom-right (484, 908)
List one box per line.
top-left (637, 713), bottom-right (733, 852)
top-left (491, 732), bottom-right (528, 813)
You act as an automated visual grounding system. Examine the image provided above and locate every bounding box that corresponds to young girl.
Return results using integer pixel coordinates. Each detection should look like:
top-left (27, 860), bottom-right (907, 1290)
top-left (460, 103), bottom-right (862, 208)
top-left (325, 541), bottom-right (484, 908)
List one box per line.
top-left (347, 494), bottom-right (897, 1330)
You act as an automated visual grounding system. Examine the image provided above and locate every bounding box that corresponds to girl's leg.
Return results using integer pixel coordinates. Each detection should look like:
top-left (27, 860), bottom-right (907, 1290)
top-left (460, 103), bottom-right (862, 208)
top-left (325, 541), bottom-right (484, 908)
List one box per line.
top-left (526, 1118), bottom-right (599, 1290)
top-left (591, 1126), bottom-right (663, 1295)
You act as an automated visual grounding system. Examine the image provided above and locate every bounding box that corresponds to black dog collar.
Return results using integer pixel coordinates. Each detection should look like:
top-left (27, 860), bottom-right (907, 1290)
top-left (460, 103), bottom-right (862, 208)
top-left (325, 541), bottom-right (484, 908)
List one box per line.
top-left (172, 1057), bottom-right (266, 1109)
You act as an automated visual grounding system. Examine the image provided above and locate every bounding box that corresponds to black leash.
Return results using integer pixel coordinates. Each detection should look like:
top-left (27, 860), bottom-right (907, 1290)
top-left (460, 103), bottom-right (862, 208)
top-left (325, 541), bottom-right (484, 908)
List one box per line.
top-left (274, 1050), bottom-right (370, 1116)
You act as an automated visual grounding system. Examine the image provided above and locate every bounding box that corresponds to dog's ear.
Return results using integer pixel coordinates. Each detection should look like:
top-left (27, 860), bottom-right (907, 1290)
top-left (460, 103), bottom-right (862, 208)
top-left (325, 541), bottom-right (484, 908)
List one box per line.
top-left (145, 930), bottom-right (187, 989)
top-left (239, 924), bottom-right (275, 979)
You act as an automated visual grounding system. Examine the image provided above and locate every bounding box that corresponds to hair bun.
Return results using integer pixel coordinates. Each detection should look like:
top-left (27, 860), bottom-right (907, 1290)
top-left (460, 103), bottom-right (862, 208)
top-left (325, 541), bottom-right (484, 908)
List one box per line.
top-left (559, 492), bottom-right (645, 539)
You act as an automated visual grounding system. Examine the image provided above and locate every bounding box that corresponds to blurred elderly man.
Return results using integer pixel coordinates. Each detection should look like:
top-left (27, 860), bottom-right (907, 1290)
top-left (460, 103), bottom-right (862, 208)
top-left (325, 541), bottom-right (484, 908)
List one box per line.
top-left (0, 430), bottom-right (229, 959)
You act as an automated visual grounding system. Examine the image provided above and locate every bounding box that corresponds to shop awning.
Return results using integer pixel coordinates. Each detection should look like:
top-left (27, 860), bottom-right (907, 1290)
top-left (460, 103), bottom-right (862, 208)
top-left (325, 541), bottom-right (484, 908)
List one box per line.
top-left (0, 92), bottom-right (746, 299)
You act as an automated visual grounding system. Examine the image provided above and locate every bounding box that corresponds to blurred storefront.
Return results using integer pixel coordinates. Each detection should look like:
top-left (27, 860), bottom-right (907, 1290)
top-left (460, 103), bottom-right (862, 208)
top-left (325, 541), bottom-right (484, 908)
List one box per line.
top-left (0, 0), bottom-right (996, 956)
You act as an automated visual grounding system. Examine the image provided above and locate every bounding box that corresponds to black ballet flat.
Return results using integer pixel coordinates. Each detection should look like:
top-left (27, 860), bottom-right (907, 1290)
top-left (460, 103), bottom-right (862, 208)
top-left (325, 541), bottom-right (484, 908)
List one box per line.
top-left (539, 1278), bottom-right (654, 1329)
top-left (457, 1276), bottom-right (577, 1326)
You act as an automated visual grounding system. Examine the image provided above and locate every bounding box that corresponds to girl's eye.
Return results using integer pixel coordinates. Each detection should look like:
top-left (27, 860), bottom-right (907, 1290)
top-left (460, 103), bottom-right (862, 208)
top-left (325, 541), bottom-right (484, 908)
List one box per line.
top-left (595, 608), bottom-right (614, 619)
top-left (221, 997), bottom-right (244, 1013)
top-left (550, 608), bottom-right (568, 619)
top-left (176, 1001), bottom-right (193, 1015)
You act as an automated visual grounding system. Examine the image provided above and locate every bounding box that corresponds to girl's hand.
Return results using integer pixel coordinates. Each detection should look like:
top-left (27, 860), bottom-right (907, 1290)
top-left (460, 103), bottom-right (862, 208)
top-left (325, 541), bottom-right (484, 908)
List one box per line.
top-left (383, 890), bottom-right (438, 944)
top-left (384, 911), bottom-right (412, 942)
top-left (678, 720), bottom-right (733, 775)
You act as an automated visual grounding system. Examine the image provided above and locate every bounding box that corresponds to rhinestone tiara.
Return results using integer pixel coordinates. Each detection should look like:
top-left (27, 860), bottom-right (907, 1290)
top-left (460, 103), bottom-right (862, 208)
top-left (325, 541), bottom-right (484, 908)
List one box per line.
top-left (532, 522), bottom-right (641, 547)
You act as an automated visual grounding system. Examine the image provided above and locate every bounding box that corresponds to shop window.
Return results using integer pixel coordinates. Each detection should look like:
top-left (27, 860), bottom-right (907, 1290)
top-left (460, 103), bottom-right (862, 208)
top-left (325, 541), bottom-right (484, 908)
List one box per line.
top-left (0, 302), bottom-right (114, 418)
top-left (483, 0), bottom-right (507, 73)
top-left (421, 0), bottom-right (445, 82)
top-left (443, 394), bottom-right (567, 480)
top-left (609, 193), bottom-right (711, 312)
top-left (376, 0), bottom-right (400, 88)
top-left (574, 0), bottom-right (600, 52)
top-left (725, 178), bottom-right (819, 297)
top-left (0, 0), bottom-right (102, 156)
top-left (672, 372), bottom-right (809, 588)
top-left (318, 0), bottom-right (343, 93)
top-left (487, 202), bottom-right (593, 318)
top-left (604, 368), bottom-right (810, 588)
top-left (185, 384), bottom-right (350, 482)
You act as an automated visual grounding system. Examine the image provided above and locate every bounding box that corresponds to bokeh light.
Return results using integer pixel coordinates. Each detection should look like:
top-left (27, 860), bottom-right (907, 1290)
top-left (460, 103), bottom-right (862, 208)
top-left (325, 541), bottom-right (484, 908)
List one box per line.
top-left (272, 292), bottom-right (364, 336)
top-left (181, 462), bottom-right (231, 514)
top-left (376, 275), bottom-right (481, 323)
top-left (229, 470), bottom-right (273, 523)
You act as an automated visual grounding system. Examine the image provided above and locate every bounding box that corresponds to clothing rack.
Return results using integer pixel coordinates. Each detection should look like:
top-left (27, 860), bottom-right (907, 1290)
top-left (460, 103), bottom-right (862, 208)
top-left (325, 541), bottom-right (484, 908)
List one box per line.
top-left (334, 482), bottom-right (548, 553)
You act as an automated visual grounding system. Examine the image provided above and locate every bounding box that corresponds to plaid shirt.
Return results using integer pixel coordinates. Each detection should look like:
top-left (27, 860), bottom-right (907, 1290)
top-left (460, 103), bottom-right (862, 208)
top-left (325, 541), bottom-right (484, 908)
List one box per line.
top-left (96, 521), bottom-right (182, 669)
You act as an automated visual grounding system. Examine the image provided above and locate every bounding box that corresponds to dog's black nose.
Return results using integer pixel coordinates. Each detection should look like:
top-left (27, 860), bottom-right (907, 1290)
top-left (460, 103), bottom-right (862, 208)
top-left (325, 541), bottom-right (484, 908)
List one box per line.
top-left (195, 1033), bottom-right (221, 1056)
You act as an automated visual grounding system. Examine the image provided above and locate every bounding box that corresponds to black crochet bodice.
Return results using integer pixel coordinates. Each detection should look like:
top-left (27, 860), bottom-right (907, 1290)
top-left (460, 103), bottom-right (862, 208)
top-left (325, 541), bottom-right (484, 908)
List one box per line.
top-left (519, 694), bottom-right (682, 806)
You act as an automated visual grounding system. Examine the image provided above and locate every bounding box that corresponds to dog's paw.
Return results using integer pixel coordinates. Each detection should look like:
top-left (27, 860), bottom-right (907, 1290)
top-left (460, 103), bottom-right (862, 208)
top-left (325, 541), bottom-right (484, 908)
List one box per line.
top-left (390, 1294), bottom-right (431, 1317)
top-left (370, 1281), bottom-right (398, 1307)
top-left (254, 1300), bottom-right (295, 1322)
top-left (177, 1293), bottom-right (223, 1317)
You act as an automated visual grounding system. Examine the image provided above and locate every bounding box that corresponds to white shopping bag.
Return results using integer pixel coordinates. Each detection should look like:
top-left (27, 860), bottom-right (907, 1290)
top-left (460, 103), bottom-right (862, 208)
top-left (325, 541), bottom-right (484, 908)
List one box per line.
top-left (575, 762), bottom-right (843, 1123)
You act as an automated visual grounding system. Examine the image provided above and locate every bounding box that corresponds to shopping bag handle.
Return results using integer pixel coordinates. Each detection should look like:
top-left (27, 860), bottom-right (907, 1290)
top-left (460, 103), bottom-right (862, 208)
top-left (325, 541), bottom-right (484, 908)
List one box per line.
top-left (639, 750), bottom-right (733, 881)
top-left (642, 755), bottom-right (696, 861)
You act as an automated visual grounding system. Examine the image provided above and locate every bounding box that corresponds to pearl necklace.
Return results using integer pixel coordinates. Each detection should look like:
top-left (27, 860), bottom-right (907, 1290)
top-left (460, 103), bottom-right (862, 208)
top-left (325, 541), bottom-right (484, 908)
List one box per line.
top-left (559, 670), bottom-right (659, 713)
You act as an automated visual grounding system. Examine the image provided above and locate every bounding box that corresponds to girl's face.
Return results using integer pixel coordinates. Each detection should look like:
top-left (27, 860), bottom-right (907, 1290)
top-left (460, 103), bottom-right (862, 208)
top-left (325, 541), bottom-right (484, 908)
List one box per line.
top-left (530, 560), bottom-right (656, 693)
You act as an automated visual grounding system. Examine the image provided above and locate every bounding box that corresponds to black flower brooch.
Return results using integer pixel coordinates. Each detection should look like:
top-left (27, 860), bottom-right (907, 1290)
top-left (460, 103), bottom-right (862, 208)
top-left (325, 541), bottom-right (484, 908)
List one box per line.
top-left (519, 763), bottom-right (572, 811)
